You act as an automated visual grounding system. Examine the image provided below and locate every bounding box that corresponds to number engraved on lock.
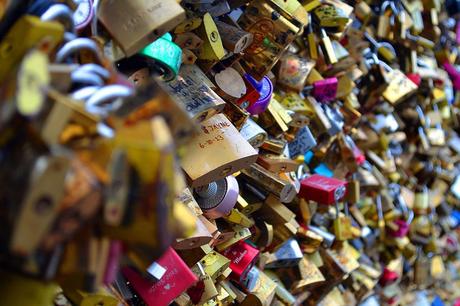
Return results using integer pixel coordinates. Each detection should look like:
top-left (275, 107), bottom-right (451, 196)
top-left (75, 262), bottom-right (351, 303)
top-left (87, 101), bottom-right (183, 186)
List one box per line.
top-left (197, 120), bottom-right (231, 149)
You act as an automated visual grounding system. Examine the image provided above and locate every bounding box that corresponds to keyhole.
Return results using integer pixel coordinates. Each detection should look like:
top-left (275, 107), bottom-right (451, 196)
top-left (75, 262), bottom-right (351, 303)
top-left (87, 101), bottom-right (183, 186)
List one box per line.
top-left (210, 31), bottom-right (218, 43)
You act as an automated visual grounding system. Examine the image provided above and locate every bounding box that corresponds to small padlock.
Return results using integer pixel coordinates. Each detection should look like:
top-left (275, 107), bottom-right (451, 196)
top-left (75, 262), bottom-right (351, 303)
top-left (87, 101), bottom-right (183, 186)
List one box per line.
top-left (221, 240), bottom-right (259, 282)
top-left (299, 174), bottom-right (347, 205)
top-left (122, 248), bottom-right (198, 306)
top-left (333, 202), bottom-right (353, 241)
top-left (163, 64), bottom-right (226, 122)
top-left (196, 13), bottom-right (225, 61)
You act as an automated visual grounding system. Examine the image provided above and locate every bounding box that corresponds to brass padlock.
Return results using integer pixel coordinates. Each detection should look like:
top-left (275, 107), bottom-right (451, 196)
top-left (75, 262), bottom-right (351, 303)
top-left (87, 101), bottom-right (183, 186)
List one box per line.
top-left (181, 114), bottom-right (258, 187)
top-left (98, 0), bottom-right (186, 56)
top-left (238, 0), bottom-right (302, 80)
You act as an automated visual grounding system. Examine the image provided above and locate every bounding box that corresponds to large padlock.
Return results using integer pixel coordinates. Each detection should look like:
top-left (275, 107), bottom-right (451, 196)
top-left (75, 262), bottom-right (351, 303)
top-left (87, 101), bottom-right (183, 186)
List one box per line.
top-left (98, 0), bottom-right (186, 56)
top-left (181, 114), bottom-right (258, 187)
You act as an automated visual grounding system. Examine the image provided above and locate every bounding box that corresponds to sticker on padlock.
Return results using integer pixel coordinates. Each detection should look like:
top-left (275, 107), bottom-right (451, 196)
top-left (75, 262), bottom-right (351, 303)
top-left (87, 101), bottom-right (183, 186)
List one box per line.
top-left (239, 118), bottom-right (268, 148)
top-left (278, 53), bottom-right (315, 92)
top-left (164, 64), bottom-right (225, 122)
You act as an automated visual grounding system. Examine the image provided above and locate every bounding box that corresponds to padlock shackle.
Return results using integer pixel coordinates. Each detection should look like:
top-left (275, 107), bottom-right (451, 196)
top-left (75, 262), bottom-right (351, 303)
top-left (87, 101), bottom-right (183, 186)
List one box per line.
top-left (40, 4), bottom-right (76, 34)
top-left (86, 85), bottom-right (134, 114)
top-left (56, 38), bottom-right (102, 64)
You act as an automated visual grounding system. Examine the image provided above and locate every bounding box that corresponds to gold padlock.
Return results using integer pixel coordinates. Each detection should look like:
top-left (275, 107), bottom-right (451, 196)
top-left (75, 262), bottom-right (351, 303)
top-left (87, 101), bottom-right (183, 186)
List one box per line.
top-left (181, 114), bottom-right (258, 187)
top-left (98, 0), bottom-right (186, 56)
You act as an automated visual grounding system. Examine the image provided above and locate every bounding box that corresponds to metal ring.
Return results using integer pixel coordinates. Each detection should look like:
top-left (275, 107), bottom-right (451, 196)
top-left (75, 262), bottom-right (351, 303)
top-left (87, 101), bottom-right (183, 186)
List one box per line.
top-left (77, 64), bottom-right (111, 80)
top-left (71, 86), bottom-right (101, 101)
top-left (86, 85), bottom-right (134, 113)
top-left (71, 70), bottom-right (105, 86)
top-left (40, 4), bottom-right (75, 33)
top-left (55, 38), bottom-right (101, 63)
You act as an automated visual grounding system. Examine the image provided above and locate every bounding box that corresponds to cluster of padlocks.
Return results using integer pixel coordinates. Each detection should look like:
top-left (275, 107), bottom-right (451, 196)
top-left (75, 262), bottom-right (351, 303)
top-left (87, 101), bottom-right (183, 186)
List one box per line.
top-left (3, 0), bottom-right (460, 305)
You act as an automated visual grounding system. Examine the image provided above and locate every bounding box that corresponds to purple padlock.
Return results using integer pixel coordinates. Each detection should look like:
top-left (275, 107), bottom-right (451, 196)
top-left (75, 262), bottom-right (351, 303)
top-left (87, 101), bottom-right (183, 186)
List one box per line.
top-left (245, 74), bottom-right (273, 115)
top-left (389, 219), bottom-right (409, 238)
top-left (312, 77), bottom-right (338, 103)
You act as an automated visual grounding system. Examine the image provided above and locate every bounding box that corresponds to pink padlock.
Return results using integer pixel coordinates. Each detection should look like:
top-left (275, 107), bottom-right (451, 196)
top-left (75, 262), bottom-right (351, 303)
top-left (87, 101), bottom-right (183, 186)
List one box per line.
top-left (388, 219), bottom-right (409, 238)
top-left (312, 77), bottom-right (338, 103)
top-left (302, 77), bottom-right (338, 103)
top-left (443, 61), bottom-right (460, 90)
top-left (379, 267), bottom-right (399, 286)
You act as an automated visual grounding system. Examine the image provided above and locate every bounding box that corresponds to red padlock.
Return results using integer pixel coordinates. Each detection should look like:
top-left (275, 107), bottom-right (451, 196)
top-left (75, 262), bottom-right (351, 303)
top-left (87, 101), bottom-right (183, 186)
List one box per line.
top-left (236, 75), bottom-right (261, 110)
top-left (122, 248), bottom-right (198, 306)
top-left (220, 240), bottom-right (259, 282)
top-left (379, 267), bottom-right (399, 286)
top-left (299, 174), bottom-right (347, 205)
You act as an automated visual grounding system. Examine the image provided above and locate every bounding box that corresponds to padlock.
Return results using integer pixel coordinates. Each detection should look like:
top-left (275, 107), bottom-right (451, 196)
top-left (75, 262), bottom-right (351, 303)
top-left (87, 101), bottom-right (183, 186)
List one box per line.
top-left (187, 262), bottom-right (219, 305)
top-left (313, 4), bottom-right (349, 29)
top-left (122, 248), bottom-right (198, 306)
top-left (303, 77), bottom-right (338, 103)
top-left (277, 53), bottom-right (315, 92)
top-left (241, 267), bottom-right (277, 306)
top-left (199, 251), bottom-right (231, 281)
top-left (381, 63), bottom-right (418, 105)
top-left (306, 16), bottom-right (318, 60)
top-left (196, 13), bottom-right (225, 61)
top-left (222, 100), bottom-right (250, 131)
top-left (221, 240), bottom-right (259, 282)
top-left (136, 33), bottom-right (182, 82)
top-left (181, 113), bottom-right (258, 187)
top-left (214, 67), bottom-right (247, 102)
top-left (239, 118), bottom-right (268, 148)
top-left (118, 78), bottom-right (198, 146)
top-left (299, 174), bottom-right (347, 205)
top-left (333, 202), bottom-right (353, 241)
top-left (97, 0), bottom-right (186, 56)
top-left (288, 126), bottom-right (317, 158)
top-left (264, 238), bottom-right (303, 268)
top-left (102, 118), bottom-right (176, 256)
top-left (261, 138), bottom-right (287, 155)
top-left (9, 154), bottom-right (70, 257)
top-left (215, 21), bottom-right (253, 54)
top-left (193, 175), bottom-right (239, 219)
top-left (237, 0), bottom-right (302, 80)
top-left (319, 28), bottom-right (338, 65)
top-left (257, 153), bottom-right (298, 173)
top-left (377, 2), bottom-right (397, 39)
top-left (163, 64), bottom-right (226, 122)
top-left (244, 74), bottom-right (273, 115)
top-left (241, 163), bottom-right (297, 203)
top-left (0, 15), bottom-right (64, 83)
